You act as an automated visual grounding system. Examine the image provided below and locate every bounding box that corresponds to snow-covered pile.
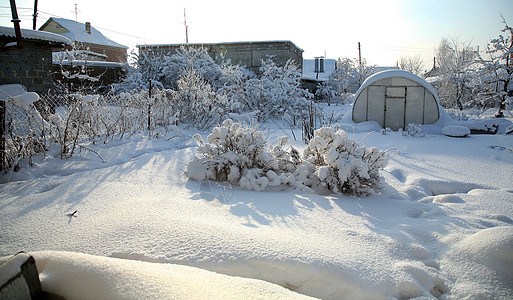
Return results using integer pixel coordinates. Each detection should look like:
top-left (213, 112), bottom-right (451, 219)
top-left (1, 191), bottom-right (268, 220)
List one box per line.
top-left (24, 251), bottom-right (314, 300)
top-left (442, 125), bottom-right (470, 137)
top-left (188, 120), bottom-right (388, 195)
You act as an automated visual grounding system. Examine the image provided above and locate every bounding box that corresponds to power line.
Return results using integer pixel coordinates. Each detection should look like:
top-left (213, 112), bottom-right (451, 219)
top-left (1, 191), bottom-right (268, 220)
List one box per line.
top-left (0, 5), bottom-right (32, 10)
top-left (29, 9), bottom-right (167, 44)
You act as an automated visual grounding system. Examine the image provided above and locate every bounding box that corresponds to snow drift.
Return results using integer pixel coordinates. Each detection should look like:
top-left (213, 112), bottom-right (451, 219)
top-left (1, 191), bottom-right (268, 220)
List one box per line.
top-left (26, 251), bottom-right (314, 300)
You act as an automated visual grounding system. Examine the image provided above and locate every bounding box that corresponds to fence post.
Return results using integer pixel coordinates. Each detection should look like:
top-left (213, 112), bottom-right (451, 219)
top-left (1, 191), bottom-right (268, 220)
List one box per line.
top-left (0, 100), bottom-right (4, 170)
top-left (148, 79), bottom-right (152, 131)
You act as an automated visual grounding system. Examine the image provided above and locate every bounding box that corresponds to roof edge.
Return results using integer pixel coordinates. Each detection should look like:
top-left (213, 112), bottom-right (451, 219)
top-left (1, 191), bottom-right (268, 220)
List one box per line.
top-left (0, 25), bottom-right (73, 47)
top-left (137, 40), bottom-right (304, 52)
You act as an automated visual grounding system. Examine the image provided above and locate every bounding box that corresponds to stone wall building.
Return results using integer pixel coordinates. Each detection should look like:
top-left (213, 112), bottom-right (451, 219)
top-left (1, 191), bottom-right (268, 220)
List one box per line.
top-left (0, 26), bottom-right (73, 94)
top-left (138, 40), bottom-right (303, 73)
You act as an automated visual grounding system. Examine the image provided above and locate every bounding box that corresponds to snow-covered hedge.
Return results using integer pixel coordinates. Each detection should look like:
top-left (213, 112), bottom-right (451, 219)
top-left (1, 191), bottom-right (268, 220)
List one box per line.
top-left (188, 120), bottom-right (389, 196)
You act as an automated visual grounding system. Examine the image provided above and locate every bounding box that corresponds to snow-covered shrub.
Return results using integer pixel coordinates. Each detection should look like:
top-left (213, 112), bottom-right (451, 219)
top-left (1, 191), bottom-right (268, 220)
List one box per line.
top-left (403, 123), bottom-right (425, 137)
top-left (244, 58), bottom-right (311, 123)
top-left (187, 120), bottom-right (299, 191)
top-left (216, 61), bottom-right (254, 115)
top-left (160, 47), bottom-right (223, 90)
top-left (328, 57), bottom-right (375, 95)
top-left (315, 82), bottom-right (341, 104)
top-left (301, 127), bottom-right (389, 195)
top-left (170, 66), bottom-right (225, 129)
top-left (188, 121), bottom-right (388, 196)
top-left (2, 94), bottom-right (47, 171)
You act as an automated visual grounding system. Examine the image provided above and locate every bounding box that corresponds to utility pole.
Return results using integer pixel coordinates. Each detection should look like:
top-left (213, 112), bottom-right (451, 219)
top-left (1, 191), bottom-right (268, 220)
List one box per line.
top-left (184, 8), bottom-right (189, 44)
top-left (9, 0), bottom-right (23, 48)
top-left (32, 0), bottom-right (38, 30)
top-left (358, 42), bottom-right (362, 67)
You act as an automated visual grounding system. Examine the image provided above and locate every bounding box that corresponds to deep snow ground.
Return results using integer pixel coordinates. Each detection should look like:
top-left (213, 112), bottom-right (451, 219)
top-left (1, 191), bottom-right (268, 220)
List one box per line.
top-left (1, 105), bottom-right (512, 299)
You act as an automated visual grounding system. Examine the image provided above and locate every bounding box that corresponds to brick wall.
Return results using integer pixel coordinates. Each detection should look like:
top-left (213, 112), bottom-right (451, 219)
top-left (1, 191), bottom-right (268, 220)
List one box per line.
top-left (139, 41), bottom-right (303, 74)
top-left (0, 41), bottom-right (54, 94)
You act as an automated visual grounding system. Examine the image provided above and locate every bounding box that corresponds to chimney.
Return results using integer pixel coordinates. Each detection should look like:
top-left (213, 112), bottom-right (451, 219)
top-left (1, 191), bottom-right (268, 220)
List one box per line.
top-left (85, 22), bottom-right (91, 34)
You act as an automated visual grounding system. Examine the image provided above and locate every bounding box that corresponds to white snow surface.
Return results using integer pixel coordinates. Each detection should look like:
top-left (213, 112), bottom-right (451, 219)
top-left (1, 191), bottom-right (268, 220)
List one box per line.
top-left (0, 25), bottom-right (73, 46)
top-left (0, 104), bottom-right (512, 299)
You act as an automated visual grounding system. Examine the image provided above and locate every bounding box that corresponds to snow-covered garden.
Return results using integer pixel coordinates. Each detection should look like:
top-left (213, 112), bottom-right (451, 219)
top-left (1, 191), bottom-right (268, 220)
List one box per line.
top-left (1, 22), bottom-right (513, 300)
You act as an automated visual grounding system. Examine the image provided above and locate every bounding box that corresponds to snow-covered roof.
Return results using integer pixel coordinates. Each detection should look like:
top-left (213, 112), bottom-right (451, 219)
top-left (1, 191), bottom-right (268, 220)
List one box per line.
top-left (53, 60), bottom-right (125, 68)
top-left (354, 69), bottom-right (439, 102)
top-left (0, 25), bottom-right (73, 47)
top-left (53, 50), bottom-right (109, 62)
top-left (39, 18), bottom-right (127, 49)
top-left (302, 58), bottom-right (337, 82)
top-left (138, 40), bottom-right (304, 52)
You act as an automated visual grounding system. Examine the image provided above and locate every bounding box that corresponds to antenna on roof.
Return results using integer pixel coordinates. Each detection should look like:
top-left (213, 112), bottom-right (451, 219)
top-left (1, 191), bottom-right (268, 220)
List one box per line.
top-left (184, 8), bottom-right (189, 44)
top-left (74, 3), bottom-right (78, 21)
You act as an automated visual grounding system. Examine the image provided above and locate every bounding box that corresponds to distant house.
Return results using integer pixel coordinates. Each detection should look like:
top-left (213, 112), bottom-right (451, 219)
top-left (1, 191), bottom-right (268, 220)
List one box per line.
top-left (138, 40), bottom-right (303, 74)
top-left (38, 18), bottom-right (128, 92)
top-left (301, 57), bottom-right (337, 94)
top-left (0, 25), bottom-right (73, 94)
top-left (39, 17), bottom-right (128, 63)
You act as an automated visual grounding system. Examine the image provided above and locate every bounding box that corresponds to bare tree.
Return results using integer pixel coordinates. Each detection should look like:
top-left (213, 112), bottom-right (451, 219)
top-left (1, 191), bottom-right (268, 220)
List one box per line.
top-left (475, 15), bottom-right (513, 117)
top-left (396, 54), bottom-right (424, 75)
top-left (434, 37), bottom-right (477, 110)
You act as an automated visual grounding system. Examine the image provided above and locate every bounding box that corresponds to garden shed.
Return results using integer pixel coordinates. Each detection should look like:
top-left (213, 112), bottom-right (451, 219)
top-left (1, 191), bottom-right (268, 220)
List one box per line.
top-left (352, 70), bottom-right (440, 130)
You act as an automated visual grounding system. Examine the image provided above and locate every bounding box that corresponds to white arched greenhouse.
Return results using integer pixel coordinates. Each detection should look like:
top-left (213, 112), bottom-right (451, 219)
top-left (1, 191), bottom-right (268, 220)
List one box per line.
top-left (352, 70), bottom-right (440, 130)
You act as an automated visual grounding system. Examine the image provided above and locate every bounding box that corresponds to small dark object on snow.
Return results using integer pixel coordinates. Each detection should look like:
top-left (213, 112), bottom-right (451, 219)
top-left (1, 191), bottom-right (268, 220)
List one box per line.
top-left (67, 210), bottom-right (78, 217)
top-left (470, 124), bottom-right (498, 135)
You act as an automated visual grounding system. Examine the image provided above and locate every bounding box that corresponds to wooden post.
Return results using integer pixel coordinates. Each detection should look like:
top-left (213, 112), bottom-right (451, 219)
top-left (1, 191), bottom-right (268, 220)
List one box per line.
top-left (0, 99), bottom-right (5, 170)
top-left (184, 8), bottom-right (189, 44)
top-left (148, 79), bottom-right (152, 131)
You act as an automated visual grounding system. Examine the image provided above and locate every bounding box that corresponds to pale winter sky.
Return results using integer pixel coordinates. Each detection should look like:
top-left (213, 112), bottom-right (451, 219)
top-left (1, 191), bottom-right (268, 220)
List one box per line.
top-left (2, 0), bottom-right (513, 71)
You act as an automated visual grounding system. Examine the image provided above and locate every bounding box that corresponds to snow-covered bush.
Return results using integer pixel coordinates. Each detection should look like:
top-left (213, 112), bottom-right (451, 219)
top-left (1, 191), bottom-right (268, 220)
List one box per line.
top-left (188, 120), bottom-right (388, 196)
top-left (403, 123), bottom-right (425, 137)
top-left (170, 66), bottom-right (225, 129)
top-left (301, 127), bottom-right (389, 195)
top-left (474, 16), bottom-right (513, 116)
top-left (159, 47), bottom-right (223, 90)
top-left (315, 82), bottom-right (341, 104)
top-left (327, 57), bottom-right (375, 96)
top-left (187, 119), bottom-right (296, 191)
top-left (2, 93), bottom-right (47, 171)
top-left (244, 58), bottom-right (311, 123)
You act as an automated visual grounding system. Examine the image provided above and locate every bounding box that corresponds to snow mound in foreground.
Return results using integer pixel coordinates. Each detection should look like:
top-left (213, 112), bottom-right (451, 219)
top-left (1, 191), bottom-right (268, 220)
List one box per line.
top-left (442, 226), bottom-right (513, 299)
top-left (31, 251), bottom-right (315, 300)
